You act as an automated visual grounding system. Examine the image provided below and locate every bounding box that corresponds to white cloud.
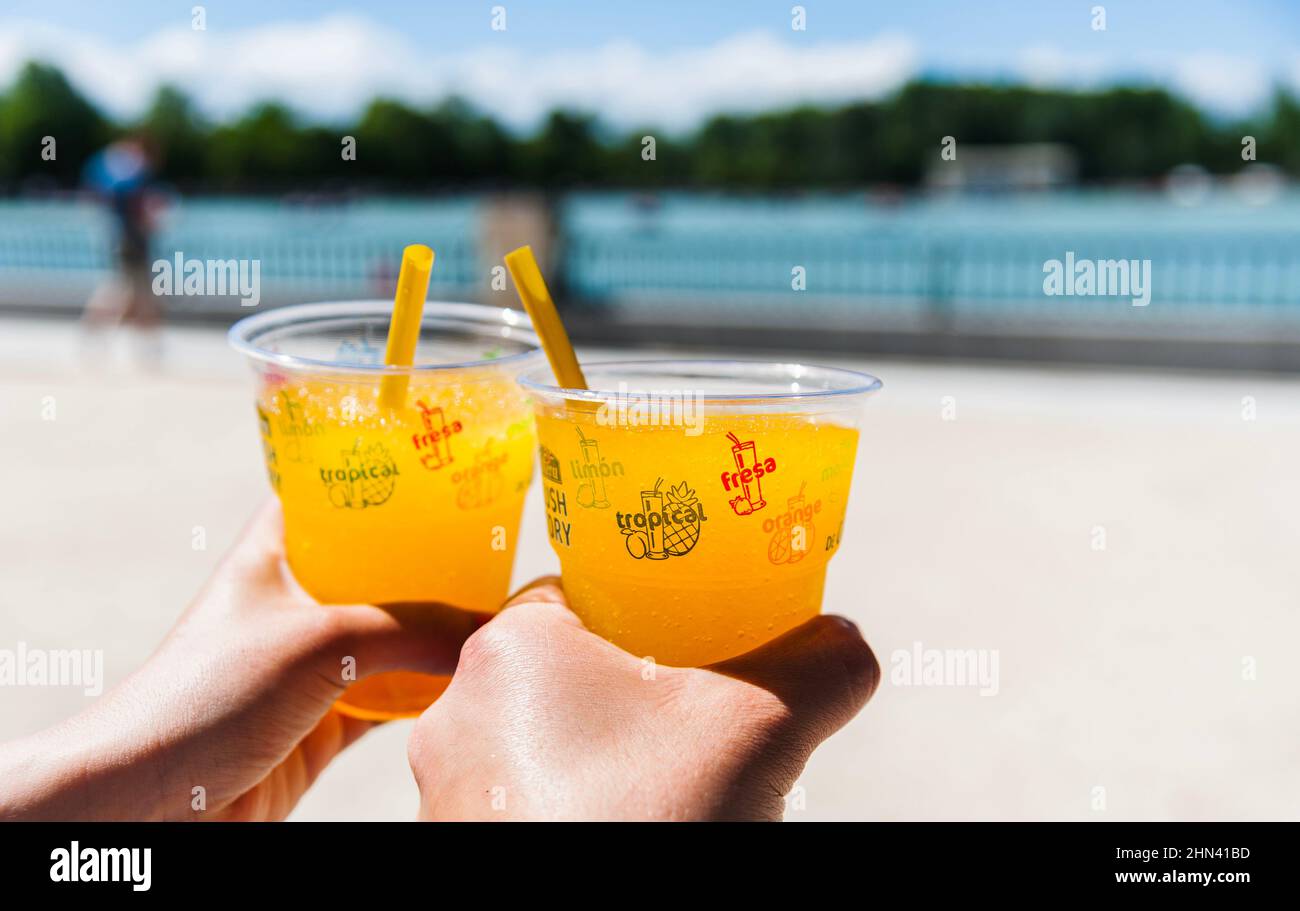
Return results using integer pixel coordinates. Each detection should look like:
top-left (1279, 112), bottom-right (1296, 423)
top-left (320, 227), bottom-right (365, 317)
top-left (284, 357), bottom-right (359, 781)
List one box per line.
top-left (1171, 53), bottom-right (1271, 114)
top-left (3, 15), bottom-right (1291, 127)
top-left (1017, 44), bottom-right (1286, 115)
top-left (1017, 45), bottom-right (1114, 88)
top-left (0, 15), bottom-right (917, 129)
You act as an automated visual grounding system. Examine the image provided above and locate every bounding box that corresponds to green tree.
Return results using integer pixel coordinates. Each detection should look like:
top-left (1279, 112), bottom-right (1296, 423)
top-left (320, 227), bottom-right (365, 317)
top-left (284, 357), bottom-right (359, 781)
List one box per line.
top-left (204, 103), bottom-right (327, 188)
top-left (1262, 89), bottom-right (1300, 174)
top-left (140, 85), bottom-right (208, 184)
top-left (517, 111), bottom-right (607, 186)
top-left (604, 128), bottom-right (688, 186)
top-left (0, 58), bottom-right (1295, 192)
top-left (429, 97), bottom-right (513, 181)
top-left (0, 61), bottom-right (109, 184)
top-left (353, 98), bottom-right (450, 184)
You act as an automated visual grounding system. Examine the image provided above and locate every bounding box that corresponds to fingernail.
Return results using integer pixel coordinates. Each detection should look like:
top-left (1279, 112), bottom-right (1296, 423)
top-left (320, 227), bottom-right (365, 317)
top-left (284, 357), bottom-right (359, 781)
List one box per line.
top-left (830, 616), bottom-right (861, 636)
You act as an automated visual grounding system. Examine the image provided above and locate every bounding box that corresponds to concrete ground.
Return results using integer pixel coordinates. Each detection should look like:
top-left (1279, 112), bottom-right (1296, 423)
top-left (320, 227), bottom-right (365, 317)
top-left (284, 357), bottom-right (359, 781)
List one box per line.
top-left (1, 316), bottom-right (1298, 821)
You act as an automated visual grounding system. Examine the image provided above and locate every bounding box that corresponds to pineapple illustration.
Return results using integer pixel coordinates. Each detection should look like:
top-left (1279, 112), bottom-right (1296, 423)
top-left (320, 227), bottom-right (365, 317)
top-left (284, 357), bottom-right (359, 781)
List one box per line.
top-left (663, 481), bottom-right (703, 556)
top-left (328, 440), bottom-right (398, 509)
top-left (356, 443), bottom-right (398, 506)
top-left (621, 477), bottom-right (706, 560)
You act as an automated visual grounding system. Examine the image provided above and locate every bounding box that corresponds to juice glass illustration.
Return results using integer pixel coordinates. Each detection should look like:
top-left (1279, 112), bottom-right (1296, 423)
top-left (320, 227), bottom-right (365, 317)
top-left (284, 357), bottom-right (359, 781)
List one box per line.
top-left (520, 360), bottom-right (880, 667)
top-left (575, 428), bottom-right (611, 508)
top-left (230, 301), bottom-right (542, 719)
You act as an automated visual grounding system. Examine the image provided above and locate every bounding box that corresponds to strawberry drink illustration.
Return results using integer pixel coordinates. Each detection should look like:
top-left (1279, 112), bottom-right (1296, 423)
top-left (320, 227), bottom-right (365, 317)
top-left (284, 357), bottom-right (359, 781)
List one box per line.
top-left (722, 432), bottom-right (774, 516)
top-left (412, 399), bottom-right (462, 470)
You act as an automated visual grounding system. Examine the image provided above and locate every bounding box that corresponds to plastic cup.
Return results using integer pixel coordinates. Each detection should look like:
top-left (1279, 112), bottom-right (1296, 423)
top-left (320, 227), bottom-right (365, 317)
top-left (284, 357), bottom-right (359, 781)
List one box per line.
top-left (519, 360), bottom-right (880, 667)
top-left (229, 301), bottom-right (542, 719)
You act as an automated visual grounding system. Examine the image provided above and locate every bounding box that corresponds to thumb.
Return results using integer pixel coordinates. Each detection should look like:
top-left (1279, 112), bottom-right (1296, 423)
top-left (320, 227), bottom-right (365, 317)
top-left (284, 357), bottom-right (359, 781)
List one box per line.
top-left (707, 614), bottom-right (880, 750)
top-left (495, 575), bottom-right (585, 627)
top-left (501, 575), bottom-right (573, 610)
top-left (322, 602), bottom-right (493, 680)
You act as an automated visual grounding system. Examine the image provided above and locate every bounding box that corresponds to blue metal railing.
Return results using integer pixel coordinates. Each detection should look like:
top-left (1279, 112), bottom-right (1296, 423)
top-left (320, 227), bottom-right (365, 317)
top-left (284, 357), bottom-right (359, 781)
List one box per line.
top-left (3, 192), bottom-right (1300, 337)
top-left (0, 198), bottom-right (483, 314)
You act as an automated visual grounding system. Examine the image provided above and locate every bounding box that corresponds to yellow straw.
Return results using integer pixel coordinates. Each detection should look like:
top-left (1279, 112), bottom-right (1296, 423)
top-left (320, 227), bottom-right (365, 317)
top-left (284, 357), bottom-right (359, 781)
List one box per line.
top-left (380, 244), bottom-right (435, 410)
top-left (504, 245), bottom-right (587, 390)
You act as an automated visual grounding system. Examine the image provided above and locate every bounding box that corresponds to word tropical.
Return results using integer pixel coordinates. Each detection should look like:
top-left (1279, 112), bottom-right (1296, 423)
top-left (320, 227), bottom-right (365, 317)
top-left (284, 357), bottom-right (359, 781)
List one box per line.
top-left (411, 400), bottom-right (463, 470)
top-left (573, 428), bottom-right (622, 509)
top-left (595, 382), bottom-right (706, 437)
top-left (50, 842), bottom-right (151, 892)
top-left (889, 641), bottom-right (1000, 696)
top-left (0, 642), bottom-right (103, 696)
top-left (765, 483), bottom-right (822, 565)
top-left (151, 252), bottom-right (261, 307)
top-left (722, 432), bottom-right (776, 515)
top-left (1042, 252), bottom-right (1152, 307)
top-left (617, 478), bottom-right (707, 560)
top-left (321, 441), bottom-right (399, 508)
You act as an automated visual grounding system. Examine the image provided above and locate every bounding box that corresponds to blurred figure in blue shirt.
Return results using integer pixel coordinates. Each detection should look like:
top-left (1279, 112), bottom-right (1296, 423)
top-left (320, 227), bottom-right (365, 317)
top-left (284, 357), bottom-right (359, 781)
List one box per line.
top-left (81, 134), bottom-right (166, 361)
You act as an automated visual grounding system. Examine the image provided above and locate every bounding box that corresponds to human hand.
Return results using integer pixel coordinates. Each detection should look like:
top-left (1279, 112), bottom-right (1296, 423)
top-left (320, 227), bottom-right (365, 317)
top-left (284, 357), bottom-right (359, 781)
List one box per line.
top-left (0, 502), bottom-right (484, 821)
top-left (408, 579), bottom-right (879, 821)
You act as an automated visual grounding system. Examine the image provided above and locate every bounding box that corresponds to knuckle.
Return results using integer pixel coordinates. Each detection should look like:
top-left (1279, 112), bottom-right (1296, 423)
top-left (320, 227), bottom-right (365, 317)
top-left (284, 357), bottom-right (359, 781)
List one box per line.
top-left (309, 606), bottom-right (356, 654)
top-left (456, 616), bottom-right (524, 674)
top-left (407, 714), bottom-right (437, 768)
top-left (689, 669), bottom-right (792, 733)
top-left (455, 601), bottom-right (572, 681)
top-left (737, 683), bottom-right (795, 732)
top-left (504, 578), bottom-right (565, 608)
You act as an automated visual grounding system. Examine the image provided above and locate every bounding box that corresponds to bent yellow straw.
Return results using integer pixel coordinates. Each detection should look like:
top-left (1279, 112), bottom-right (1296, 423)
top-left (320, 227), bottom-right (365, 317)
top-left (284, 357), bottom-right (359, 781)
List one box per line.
top-left (381, 244), bottom-right (435, 410)
top-left (504, 245), bottom-right (587, 390)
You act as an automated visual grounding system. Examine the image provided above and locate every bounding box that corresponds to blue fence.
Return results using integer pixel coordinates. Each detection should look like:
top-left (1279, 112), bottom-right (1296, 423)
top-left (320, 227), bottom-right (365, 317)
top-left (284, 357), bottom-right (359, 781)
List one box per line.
top-left (0, 198), bottom-right (482, 313)
top-left (3, 191), bottom-right (1300, 339)
top-left (560, 192), bottom-right (1300, 336)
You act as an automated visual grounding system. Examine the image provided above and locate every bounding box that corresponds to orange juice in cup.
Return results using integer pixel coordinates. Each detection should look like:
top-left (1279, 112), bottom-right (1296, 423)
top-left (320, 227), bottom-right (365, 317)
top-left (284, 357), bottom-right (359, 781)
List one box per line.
top-left (520, 360), bottom-right (879, 667)
top-left (230, 301), bottom-right (542, 719)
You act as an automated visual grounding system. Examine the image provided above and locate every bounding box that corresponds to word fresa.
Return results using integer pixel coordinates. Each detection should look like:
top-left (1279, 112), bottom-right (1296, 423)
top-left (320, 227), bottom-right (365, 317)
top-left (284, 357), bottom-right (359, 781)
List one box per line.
top-left (721, 458), bottom-right (777, 515)
top-left (411, 400), bottom-right (464, 471)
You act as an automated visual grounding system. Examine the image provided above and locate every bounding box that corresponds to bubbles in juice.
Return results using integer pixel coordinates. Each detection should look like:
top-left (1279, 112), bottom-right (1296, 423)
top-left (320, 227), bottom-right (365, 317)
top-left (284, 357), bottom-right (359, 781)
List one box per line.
top-left (256, 368), bottom-right (536, 719)
top-left (534, 410), bottom-right (858, 666)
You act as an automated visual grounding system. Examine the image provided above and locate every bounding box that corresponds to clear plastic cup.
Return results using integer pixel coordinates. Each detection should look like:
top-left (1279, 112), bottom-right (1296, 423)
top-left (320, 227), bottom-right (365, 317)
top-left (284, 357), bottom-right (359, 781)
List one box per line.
top-left (519, 359), bottom-right (881, 667)
top-left (229, 301), bottom-right (542, 719)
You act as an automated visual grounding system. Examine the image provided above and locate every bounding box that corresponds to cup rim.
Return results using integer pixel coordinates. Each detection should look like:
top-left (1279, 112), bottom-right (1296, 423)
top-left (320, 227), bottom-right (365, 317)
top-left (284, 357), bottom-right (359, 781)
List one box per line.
top-left (518, 359), bottom-right (883, 404)
top-left (227, 300), bottom-right (543, 375)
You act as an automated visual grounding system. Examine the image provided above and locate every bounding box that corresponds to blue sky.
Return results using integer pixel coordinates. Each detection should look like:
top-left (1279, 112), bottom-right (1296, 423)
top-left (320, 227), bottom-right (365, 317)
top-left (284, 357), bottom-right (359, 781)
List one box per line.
top-left (1, 1), bottom-right (1296, 127)
top-left (6, 0), bottom-right (1296, 57)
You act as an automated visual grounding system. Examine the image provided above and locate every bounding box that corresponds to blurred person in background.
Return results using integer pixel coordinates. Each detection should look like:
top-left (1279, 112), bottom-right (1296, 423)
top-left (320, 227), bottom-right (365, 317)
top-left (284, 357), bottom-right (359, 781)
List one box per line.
top-left (80, 133), bottom-right (167, 362)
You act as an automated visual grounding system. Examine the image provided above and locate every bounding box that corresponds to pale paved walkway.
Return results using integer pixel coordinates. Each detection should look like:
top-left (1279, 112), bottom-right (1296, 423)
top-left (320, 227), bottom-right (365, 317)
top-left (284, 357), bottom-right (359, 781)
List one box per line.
top-left (1, 317), bottom-right (1298, 820)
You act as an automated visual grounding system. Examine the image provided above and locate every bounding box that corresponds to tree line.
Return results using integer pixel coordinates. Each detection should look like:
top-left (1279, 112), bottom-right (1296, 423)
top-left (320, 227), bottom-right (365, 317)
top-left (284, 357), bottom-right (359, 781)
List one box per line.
top-left (1, 60), bottom-right (1297, 192)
